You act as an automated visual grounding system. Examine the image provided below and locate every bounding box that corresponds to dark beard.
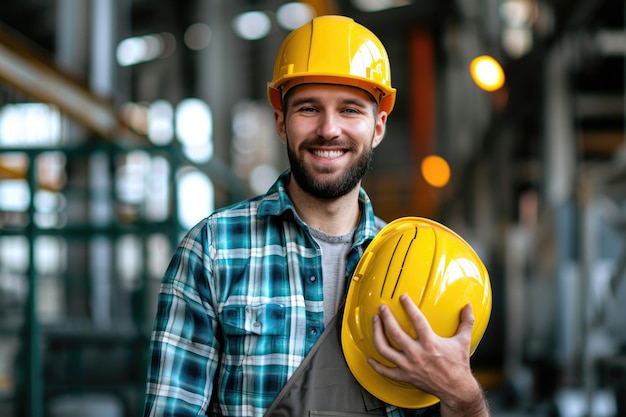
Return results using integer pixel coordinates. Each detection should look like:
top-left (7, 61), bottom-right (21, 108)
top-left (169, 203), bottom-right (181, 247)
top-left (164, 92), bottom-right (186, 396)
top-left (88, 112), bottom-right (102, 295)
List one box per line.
top-left (286, 137), bottom-right (373, 200)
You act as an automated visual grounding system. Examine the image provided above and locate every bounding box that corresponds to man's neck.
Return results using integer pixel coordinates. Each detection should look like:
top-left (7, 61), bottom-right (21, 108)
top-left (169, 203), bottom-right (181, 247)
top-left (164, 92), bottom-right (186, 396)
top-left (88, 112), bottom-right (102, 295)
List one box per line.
top-left (287, 178), bottom-right (361, 236)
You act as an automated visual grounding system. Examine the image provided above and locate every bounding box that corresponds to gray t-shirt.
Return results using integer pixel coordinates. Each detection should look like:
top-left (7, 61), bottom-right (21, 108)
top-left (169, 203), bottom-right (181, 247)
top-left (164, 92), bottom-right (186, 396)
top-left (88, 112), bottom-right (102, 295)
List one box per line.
top-left (309, 227), bottom-right (355, 326)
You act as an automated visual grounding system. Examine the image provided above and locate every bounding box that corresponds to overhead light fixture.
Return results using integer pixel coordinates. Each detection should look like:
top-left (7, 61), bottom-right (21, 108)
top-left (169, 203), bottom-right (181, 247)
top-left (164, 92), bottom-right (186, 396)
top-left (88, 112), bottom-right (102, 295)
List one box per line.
top-left (148, 100), bottom-right (174, 145)
top-left (177, 168), bottom-right (214, 229)
top-left (232, 11), bottom-right (272, 41)
top-left (500, 0), bottom-right (537, 28)
top-left (276, 2), bottom-right (316, 30)
top-left (116, 33), bottom-right (176, 66)
top-left (175, 98), bottom-right (214, 163)
top-left (469, 55), bottom-right (506, 92)
top-left (499, 0), bottom-right (538, 58)
top-left (502, 27), bottom-right (533, 59)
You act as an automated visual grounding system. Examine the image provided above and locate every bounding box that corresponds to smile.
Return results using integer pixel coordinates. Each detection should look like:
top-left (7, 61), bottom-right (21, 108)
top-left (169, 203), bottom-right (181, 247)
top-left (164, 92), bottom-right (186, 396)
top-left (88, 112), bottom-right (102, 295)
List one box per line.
top-left (312, 149), bottom-right (345, 159)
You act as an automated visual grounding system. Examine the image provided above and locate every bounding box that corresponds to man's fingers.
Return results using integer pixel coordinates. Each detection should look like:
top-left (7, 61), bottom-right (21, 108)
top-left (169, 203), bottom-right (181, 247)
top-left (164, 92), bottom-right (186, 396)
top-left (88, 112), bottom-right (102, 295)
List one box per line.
top-left (372, 298), bottom-right (476, 367)
top-left (371, 312), bottom-right (400, 362)
top-left (456, 303), bottom-right (475, 338)
top-left (398, 294), bottom-right (433, 339)
top-left (374, 303), bottom-right (427, 367)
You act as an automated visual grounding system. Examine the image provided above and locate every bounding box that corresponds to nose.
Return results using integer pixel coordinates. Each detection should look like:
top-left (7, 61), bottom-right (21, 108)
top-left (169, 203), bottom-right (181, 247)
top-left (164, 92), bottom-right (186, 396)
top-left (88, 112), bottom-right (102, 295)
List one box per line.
top-left (316, 112), bottom-right (341, 140)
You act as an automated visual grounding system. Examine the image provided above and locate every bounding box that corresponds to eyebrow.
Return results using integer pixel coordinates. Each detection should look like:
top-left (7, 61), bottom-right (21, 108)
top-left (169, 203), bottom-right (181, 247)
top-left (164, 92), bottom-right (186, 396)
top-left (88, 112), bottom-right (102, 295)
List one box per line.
top-left (288, 96), bottom-right (371, 110)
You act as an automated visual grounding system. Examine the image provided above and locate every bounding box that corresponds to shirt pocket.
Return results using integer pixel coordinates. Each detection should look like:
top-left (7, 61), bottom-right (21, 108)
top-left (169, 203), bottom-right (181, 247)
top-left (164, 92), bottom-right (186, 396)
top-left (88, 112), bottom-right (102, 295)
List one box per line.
top-left (220, 303), bottom-right (287, 336)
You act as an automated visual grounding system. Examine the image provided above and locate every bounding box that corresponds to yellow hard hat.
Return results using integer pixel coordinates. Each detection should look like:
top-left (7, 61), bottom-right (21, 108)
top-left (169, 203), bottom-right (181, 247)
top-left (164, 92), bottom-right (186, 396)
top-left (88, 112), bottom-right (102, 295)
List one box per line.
top-left (341, 217), bottom-right (492, 408)
top-left (267, 15), bottom-right (396, 114)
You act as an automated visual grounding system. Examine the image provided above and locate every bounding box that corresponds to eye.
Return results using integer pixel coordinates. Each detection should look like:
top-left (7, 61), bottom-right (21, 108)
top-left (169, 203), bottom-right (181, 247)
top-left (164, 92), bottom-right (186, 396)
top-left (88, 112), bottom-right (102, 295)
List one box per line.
top-left (342, 108), bottom-right (359, 114)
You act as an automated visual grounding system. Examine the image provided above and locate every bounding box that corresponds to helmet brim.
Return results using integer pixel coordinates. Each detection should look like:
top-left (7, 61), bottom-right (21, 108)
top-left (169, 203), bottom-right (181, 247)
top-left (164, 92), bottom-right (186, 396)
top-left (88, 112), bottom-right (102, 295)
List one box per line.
top-left (268, 74), bottom-right (396, 114)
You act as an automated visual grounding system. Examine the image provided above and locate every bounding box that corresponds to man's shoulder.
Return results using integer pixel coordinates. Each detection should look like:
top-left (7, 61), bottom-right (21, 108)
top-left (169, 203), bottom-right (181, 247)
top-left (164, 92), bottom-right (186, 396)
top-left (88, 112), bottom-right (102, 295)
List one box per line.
top-left (207, 179), bottom-right (291, 225)
top-left (209, 194), bottom-right (264, 217)
top-left (204, 190), bottom-right (290, 234)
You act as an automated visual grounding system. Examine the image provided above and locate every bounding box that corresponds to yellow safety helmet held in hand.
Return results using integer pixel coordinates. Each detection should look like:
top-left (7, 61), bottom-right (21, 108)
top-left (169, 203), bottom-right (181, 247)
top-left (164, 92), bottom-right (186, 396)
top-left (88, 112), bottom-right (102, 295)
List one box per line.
top-left (341, 217), bottom-right (492, 408)
top-left (267, 15), bottom-right (396, 114)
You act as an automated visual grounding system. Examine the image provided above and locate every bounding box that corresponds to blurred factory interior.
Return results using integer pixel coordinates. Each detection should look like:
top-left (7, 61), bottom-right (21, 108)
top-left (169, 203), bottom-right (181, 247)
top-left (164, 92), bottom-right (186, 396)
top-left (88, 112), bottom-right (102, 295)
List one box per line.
top-left (0, 0), bottom-right (626, 416)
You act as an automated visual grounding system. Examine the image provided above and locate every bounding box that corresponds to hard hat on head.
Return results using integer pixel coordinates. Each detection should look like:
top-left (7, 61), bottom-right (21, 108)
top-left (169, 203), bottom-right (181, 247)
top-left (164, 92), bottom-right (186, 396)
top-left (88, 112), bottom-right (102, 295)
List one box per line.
top-left (341, 217), bottom-right (492, 408)
top-left (267, 15), bottom-right (396, 114)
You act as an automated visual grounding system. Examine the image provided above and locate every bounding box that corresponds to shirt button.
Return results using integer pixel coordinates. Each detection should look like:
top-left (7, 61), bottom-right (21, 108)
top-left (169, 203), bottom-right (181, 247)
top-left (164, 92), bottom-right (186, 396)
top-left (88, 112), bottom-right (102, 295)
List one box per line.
top-left (309, 276), bottom-right (316, 282)
top-left (309, 328), bottom-right (318, 336)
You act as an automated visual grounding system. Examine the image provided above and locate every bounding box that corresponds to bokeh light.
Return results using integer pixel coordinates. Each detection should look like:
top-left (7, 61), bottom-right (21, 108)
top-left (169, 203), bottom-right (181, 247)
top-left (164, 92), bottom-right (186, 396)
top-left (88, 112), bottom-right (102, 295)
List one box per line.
top-left (469, 55), bottom-right (506, 92)
top-left (232, 11), bottom-right (272, 40)
top-left (421, 155), bottom-right (451, 188)
top-left (276, 3), bottom-right (315, 30)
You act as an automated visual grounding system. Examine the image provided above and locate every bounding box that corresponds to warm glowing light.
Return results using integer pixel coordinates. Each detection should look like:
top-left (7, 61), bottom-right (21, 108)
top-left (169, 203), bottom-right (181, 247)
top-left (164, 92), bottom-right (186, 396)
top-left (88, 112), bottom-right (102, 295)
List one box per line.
top-left (421, 155), bottom-right (451, 188)
top-left (469, 55), bottom-right (505, 92)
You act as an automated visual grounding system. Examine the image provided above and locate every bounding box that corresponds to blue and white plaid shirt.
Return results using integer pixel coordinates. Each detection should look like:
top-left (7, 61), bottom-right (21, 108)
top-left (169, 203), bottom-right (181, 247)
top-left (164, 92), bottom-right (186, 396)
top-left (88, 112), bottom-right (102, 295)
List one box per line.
top-left (144, 170), bottom-right (439, 417)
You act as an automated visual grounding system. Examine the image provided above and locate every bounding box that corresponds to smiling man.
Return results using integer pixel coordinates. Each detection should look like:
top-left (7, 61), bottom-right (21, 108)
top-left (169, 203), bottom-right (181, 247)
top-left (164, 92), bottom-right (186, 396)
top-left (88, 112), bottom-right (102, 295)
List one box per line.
top-left (144, 15), bottom-right (491, 417)
top-left (282, 85), bottom-right (385, 196)
top-left (277, 83), bottom-right (386, 235)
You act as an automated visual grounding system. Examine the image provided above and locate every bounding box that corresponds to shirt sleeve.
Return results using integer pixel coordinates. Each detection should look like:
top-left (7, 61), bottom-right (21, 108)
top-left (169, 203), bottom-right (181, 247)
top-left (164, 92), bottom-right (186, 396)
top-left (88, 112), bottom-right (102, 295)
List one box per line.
top-left (143, 220), bottom-right (220, 416)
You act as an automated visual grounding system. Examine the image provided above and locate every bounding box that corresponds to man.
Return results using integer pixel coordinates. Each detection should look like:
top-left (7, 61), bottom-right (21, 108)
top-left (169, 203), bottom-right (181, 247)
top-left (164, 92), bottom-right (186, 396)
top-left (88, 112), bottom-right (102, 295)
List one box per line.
top-left (144, 15), bottom-right (490, 417)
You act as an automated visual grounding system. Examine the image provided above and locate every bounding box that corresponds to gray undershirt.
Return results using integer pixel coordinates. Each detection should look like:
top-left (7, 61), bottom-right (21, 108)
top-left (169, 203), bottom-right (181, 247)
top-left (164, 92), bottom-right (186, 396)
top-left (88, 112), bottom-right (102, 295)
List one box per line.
top-left (309, 227), bottom-right (355, 326)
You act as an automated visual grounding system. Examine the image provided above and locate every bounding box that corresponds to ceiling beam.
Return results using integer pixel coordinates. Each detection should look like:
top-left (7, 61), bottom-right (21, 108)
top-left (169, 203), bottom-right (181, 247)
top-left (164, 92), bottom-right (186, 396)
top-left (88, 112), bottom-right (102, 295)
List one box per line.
top-left (0, 22), bottom-right (144, 144)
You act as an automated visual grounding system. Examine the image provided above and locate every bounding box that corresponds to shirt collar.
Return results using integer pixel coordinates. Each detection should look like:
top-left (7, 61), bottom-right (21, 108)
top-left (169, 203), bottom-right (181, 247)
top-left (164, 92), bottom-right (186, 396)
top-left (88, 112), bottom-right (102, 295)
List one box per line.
top-left (257, 169), bottom-right (380, 245)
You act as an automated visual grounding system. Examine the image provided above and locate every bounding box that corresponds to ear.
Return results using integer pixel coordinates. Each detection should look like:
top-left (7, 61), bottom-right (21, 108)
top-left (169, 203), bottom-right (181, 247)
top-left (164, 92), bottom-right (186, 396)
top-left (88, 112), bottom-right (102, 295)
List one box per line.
top-left (274, 110), bottom-right (287, 144)
top-left (372, 111), bottom-right (388, 149)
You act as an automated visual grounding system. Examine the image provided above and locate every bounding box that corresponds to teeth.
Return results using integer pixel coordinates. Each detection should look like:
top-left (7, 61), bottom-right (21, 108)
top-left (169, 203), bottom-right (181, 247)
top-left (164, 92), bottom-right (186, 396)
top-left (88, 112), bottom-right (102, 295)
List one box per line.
top-left (313, 150), bottom-right (344, 159)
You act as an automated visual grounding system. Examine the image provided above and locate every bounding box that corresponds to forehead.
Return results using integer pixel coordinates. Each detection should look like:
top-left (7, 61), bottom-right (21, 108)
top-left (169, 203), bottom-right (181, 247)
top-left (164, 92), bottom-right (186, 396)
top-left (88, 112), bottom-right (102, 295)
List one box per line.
top-left (287, 83), bottom-right (376, 104)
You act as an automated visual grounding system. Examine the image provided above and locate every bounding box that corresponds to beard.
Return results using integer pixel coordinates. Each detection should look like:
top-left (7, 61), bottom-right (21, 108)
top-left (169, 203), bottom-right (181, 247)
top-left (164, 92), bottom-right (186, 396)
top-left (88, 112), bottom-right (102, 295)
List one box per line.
top-left (286, 136), bottom-right (374, 200)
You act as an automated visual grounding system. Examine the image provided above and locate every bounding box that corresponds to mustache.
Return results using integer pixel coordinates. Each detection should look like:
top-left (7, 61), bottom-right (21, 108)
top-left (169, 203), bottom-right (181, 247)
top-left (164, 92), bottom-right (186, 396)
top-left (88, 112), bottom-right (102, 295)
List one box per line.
top-left (299, 138), bottom-right (356, 150)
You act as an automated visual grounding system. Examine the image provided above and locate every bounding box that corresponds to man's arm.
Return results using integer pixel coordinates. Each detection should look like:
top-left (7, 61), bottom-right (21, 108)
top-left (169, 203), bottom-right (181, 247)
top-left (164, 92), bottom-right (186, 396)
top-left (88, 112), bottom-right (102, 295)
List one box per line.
top-left (367, 295), bottom-right (490, 417)
top-left (144, 224), bottom-right (219, 416)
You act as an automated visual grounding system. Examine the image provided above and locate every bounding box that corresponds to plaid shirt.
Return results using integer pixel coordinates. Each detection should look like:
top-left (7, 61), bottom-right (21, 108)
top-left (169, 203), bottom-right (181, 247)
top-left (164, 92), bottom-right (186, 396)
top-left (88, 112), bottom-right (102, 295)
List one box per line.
top-left (144, 170), bottom-right (439, 417)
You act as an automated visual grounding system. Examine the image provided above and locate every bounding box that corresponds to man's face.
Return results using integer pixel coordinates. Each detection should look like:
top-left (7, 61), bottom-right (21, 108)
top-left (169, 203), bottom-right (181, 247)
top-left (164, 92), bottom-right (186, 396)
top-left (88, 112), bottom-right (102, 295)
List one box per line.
top-left (275, 84), bottom-right (387, 200)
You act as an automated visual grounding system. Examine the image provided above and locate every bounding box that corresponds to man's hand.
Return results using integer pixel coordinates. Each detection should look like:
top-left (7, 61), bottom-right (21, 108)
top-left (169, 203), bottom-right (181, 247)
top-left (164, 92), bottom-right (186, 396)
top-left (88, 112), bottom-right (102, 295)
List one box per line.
top-left (367, 294), bottom-right (490, 417)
